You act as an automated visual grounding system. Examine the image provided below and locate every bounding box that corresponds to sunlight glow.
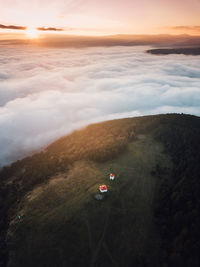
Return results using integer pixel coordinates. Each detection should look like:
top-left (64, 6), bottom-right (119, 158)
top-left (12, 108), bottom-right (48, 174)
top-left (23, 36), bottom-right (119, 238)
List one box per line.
top-left (26, 28), bottom-right (39, 39)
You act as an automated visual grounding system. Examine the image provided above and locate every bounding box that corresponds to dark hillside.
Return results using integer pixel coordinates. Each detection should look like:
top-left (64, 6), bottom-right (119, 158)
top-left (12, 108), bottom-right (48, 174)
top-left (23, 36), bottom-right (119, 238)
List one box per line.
top-left (154, 116), bottom-right (200, 267)
top-left (0, 114), bottom-right (200, 267)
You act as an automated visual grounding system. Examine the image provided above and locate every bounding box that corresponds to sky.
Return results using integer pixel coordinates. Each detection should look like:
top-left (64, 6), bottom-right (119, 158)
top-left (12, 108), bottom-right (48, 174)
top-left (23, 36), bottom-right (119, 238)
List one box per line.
top-left (0, 0), bottom-right (200, 36)
top-left (0, 45), bottom-right (200, 166)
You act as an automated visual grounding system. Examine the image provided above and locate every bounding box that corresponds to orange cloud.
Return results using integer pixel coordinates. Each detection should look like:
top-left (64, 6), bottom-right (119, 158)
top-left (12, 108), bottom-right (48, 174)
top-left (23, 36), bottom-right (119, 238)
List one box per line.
top-left (0, 24), bottom-right (64, 32)
top-left (37, 27), bottom-right (64, 31)
top-left (0, 24), bottom-right (27, 30)
top-left (171, 25), bottom-right (200, 33)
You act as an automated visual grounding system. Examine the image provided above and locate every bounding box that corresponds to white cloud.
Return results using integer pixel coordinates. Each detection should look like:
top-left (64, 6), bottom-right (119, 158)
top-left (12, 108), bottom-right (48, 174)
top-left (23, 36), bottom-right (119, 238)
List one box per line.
top-left (0, 45), bottom-right (200, 166)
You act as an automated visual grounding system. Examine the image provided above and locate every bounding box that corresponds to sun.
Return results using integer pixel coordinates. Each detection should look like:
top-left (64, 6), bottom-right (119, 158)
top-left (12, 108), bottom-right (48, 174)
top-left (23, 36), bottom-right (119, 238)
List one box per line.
top-left (26, 27), bottom-right (39, 39)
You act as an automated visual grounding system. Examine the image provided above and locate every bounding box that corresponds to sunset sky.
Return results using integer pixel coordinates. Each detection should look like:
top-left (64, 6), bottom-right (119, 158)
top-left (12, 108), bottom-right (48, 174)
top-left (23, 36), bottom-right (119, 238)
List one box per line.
top-left (0, 0), bottom-right (200, 36)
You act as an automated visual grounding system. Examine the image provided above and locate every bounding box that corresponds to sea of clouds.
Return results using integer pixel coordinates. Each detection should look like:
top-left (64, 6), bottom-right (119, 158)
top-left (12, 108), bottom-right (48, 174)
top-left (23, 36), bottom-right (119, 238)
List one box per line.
top-left (0, 45), bottom-right (200, 166)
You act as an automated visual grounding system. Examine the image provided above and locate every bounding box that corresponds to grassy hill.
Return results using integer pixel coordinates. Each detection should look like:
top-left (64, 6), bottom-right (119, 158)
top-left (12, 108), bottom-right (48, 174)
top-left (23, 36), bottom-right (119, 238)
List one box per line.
top-left (0, 114), bottom-right (200, 267)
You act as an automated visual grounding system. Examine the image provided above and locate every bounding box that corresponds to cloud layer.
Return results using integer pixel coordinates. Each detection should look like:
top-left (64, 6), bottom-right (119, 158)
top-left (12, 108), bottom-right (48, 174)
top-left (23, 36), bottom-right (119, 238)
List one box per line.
top-left (0, 45), bottom-right (200, 166)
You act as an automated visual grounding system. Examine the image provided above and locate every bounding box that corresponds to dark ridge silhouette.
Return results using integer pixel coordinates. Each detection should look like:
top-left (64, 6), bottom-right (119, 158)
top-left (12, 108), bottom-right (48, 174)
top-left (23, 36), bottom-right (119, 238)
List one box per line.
top-left (147, 47), bottom-right (200, 55)
top-left (1, 34), bottom-right (200, 48)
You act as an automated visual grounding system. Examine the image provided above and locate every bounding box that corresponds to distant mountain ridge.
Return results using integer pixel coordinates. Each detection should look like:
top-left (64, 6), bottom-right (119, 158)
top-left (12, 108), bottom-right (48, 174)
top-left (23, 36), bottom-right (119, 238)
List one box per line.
top-left (147, 47), bottom-right (200, 55)
top-left (1, 34), bottom-right (200, 48)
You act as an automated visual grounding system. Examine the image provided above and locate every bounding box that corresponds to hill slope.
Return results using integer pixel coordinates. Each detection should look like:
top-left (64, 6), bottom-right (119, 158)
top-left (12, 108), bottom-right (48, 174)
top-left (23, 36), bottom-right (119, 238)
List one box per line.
top-left (0, 114), bottom-right (200, 267)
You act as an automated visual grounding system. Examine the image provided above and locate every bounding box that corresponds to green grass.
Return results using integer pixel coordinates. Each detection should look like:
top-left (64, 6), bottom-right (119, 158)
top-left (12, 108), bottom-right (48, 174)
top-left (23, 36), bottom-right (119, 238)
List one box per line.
top-left (1, 113), bottom-right (200, 267)
top-left (7, 134), bottom-right (172, 267)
